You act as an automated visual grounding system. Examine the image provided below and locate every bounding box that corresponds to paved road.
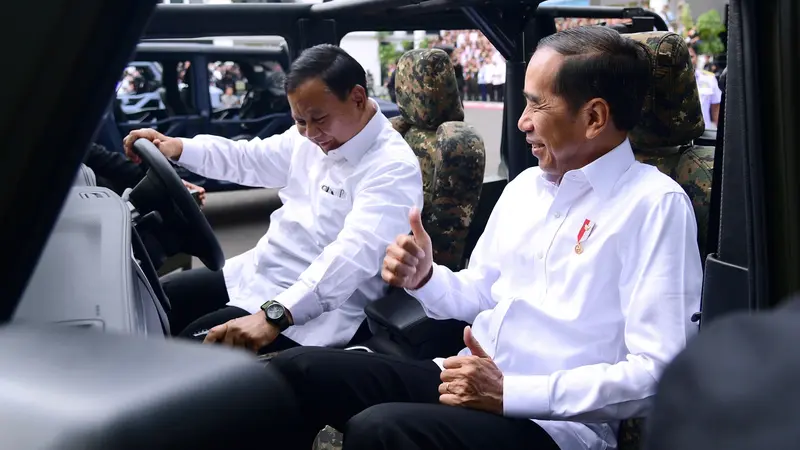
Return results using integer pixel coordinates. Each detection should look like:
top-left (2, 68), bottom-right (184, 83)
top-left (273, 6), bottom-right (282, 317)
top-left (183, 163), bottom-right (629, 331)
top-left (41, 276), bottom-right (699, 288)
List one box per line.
top-left (192, 104), bottom-right (504, 267)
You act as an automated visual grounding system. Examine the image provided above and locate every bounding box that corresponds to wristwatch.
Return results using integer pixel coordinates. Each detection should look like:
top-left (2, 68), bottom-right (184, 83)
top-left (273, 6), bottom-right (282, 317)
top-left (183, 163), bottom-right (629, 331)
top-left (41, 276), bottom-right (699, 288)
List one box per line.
top-left (260, 300), bottom-right (291, 332)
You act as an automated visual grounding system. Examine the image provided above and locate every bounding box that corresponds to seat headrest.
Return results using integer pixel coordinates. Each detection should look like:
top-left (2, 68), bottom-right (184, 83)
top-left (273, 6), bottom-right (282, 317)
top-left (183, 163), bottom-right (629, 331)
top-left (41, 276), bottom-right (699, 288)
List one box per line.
top-left (625, 32), bottom-right (705, 154)
top-left (395, 48), bottom-right (465, 130)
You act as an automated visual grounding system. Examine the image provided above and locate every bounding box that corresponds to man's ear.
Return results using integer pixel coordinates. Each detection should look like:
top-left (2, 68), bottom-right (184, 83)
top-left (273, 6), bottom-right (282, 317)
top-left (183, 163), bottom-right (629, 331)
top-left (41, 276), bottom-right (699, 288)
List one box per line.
top-left (584, 98), bottom-right (611, 140)
top-left (350, 85), bottom-right (368, 109)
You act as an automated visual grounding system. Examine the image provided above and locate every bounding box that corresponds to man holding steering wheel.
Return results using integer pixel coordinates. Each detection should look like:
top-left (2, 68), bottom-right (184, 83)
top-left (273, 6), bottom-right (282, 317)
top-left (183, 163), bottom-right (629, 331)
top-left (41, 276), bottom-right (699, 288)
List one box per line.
top-left (123, 44), bottom-right (423, 355)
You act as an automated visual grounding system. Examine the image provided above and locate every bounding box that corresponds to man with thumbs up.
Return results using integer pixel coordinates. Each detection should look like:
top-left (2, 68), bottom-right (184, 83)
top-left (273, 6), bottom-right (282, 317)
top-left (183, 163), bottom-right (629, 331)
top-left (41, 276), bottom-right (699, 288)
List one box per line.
top-left (257, 27), bottom-right (701, 450)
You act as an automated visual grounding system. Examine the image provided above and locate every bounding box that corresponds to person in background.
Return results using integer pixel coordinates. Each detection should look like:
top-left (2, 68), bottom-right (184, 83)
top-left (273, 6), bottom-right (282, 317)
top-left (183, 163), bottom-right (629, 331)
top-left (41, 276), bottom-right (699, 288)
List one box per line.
top-left (481, 56), bottom-right (497, 102)
top-left (689, 43), bottom-right (722, 129)
top-left (480, 59), bottom-right (494, 102)
top-left (209, 83), bottom-right (224, 110)
top-left (491, 51), bottom-right (506, 102)
top-left (220, 86), bottom-right (240, 108)
top-left (386, 60), bottom-right (398, 103)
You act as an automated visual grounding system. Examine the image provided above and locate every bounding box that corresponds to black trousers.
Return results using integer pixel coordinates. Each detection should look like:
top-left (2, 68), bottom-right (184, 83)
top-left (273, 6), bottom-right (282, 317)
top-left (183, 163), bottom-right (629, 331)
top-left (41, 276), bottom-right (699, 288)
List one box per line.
top-left (160, 267), bottom-right (299, 352)
top-left (266, 347), bottom-right (561, 450)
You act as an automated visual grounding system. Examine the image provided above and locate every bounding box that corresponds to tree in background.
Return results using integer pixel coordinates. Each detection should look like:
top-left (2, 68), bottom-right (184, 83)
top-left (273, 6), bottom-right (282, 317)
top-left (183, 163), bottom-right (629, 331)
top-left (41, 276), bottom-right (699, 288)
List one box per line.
top-left (679, 2), bottom-right (694, 36)
top-left (378, 41), bottom-right (399, 80)
top-left (378, 36), bottom-right (414, 80)
top-left (695, 9), bottom-right (726, 56)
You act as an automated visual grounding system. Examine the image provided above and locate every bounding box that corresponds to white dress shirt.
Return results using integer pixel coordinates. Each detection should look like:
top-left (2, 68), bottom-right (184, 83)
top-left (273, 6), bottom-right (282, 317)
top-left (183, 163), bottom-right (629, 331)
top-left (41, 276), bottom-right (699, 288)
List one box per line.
top-left (695, 69), bottom-right (722, 129)
top-left (177, 101), bottom-right (424, 347)
top-left (409, 139), bottom-right (702, 450)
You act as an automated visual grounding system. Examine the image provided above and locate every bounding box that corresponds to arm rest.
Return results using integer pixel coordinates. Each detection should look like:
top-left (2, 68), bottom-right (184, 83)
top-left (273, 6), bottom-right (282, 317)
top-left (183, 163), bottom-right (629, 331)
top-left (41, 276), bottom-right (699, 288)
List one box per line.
top-left (364, 288), bottom-right (468, 359)
top-left (364, 288), bottom-right (434, 345)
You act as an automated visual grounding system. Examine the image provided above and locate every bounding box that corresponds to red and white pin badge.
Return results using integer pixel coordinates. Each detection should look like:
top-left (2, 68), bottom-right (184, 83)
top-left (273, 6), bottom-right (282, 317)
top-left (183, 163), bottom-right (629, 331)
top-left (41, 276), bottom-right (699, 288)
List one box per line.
top-left (575, 219), bottom-right (595, 255)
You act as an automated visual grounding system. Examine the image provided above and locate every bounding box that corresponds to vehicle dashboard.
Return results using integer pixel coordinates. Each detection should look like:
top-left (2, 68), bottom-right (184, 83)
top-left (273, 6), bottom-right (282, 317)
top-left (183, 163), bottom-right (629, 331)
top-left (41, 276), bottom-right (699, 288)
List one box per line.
top-left (13, 166), bottom-right (168, 336)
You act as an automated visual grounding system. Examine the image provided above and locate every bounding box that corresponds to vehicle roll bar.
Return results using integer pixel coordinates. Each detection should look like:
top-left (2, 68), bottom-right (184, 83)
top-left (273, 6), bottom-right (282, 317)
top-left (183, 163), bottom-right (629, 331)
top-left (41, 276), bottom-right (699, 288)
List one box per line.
top-left (535, 5), bottom-right (669, 31)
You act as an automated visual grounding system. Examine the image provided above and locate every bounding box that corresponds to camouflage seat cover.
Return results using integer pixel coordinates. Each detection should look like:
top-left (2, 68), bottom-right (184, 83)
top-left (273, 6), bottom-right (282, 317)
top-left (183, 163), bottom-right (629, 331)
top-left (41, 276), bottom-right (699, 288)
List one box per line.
top-left (617, 31), bottom-right (715, 450)
top-left (389, 48), bottom-right (486, 270)
top-left (625, 31), bottom-right (714, 256)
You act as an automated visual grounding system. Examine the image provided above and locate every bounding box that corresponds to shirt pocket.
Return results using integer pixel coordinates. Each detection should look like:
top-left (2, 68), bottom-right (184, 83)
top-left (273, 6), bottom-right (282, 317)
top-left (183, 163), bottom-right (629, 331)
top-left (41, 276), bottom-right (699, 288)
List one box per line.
top-left (314, 183), bottom-right (354, 244)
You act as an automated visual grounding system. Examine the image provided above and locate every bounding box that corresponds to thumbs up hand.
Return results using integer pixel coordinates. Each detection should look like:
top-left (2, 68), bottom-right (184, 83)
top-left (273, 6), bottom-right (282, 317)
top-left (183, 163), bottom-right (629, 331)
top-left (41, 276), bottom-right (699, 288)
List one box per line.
top-left (438, 326), bottom-right (504, 415)
top-left (382, 207), bottom-right (434, 290)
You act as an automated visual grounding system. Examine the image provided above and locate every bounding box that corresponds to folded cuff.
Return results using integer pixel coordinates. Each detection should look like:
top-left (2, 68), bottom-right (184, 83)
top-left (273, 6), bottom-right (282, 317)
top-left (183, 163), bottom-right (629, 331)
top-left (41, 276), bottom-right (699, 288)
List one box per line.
top-left (405, 263), bottom-right (448, 306)
top-left (176, 138), bottom-right (204, 170)
top-left (503, 375), bottom-right (551, 419)
top-left (274, 282), bottom-right (324, 326)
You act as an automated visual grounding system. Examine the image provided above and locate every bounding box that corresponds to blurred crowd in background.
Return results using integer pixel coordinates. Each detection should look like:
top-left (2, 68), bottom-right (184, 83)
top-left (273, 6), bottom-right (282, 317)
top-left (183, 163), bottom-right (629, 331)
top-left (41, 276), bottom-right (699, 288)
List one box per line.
top-left (384, 1), bottom-right (725, 103)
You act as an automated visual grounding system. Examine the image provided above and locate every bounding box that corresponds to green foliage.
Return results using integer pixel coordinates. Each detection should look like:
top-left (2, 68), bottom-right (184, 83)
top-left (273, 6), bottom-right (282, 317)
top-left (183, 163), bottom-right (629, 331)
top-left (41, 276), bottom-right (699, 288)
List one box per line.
top-left (419, 38), bottom-right (430, 49)
top-left (402, 40), bottom-right (414, 51)
top-left (696, 9), bottom-right (726, 55)
top-left (679, 2), bottom-right (694, 35)
top-left (378, 42), bottom-right (401, 80)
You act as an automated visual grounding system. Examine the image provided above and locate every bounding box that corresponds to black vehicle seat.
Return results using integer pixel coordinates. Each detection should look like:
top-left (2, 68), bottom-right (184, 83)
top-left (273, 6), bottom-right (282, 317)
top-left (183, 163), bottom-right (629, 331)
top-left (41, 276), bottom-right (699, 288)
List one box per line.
top-left (180, 64), bottom-right (197, 114)
top-left (162, 63), bottom-right (188, 116)
top-left (358, 48), bottom-right (486, 358)
top-left (616, 31), bottom-right (713, 450)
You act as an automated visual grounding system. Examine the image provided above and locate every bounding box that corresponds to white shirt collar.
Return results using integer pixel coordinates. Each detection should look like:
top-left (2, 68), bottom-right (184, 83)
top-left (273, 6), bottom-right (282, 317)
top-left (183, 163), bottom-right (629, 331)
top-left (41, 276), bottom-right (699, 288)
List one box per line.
top-left (554, 138), bottom-right (635, 200)
top-left (326, 99), bottom-right (385, 163)
top-left (577, 138), bottom-right (635, 199)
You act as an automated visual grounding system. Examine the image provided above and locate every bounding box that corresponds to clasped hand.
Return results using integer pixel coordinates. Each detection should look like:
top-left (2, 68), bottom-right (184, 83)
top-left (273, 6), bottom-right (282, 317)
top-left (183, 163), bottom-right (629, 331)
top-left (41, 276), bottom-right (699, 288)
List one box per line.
top-left (439, 326), bottom-right (505, 415)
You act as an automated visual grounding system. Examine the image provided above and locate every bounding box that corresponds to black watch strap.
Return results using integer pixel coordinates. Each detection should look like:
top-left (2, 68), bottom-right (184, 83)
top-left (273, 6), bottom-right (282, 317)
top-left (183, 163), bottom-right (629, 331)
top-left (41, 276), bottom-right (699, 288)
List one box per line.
top-left (261, 300), bottom-right (291, 332)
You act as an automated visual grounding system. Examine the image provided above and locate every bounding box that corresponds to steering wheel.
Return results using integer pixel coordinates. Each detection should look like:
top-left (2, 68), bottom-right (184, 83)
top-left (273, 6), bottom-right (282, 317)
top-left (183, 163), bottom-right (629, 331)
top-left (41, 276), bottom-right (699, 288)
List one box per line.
top-left (128, 138), bottom-right (224, 271)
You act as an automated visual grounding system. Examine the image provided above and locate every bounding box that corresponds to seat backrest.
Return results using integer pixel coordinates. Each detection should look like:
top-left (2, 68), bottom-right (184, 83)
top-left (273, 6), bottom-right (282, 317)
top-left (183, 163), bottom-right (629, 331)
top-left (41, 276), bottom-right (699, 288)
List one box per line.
top-left (625, 31), bottom-right (714, 257)
top-left (616, 31), bottom-right (715, 450)
top-left (389, 48), bottom-right (486, 270)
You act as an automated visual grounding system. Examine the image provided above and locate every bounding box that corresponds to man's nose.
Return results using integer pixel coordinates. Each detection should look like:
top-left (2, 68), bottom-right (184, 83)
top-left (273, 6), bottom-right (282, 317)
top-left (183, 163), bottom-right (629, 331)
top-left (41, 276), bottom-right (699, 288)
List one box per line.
top-left (517, 112), bottom-right (533, 133)
top-left (304, 123), bottom-right (321, 139)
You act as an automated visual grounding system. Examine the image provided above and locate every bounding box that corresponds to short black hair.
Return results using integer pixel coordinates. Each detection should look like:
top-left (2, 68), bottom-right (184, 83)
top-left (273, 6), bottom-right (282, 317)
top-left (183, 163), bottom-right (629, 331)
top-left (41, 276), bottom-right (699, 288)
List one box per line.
top-left (536, 26), bottom-right (651, 131)
top-left (284, 44), bottom-right (367, 101)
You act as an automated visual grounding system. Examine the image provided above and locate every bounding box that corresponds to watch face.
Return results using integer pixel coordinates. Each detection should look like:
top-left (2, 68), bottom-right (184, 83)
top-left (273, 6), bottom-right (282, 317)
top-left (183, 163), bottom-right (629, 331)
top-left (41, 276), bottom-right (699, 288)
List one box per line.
top-left (266, 303), bottom-right (284, 320)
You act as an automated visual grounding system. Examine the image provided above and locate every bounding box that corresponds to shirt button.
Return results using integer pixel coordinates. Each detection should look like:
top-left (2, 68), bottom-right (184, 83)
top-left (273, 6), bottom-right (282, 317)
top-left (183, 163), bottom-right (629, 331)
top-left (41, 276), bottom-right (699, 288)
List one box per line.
top-left (554, 212), bottom-right (561, 218)
top-left (537, 251), bottom-right (544, 259)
